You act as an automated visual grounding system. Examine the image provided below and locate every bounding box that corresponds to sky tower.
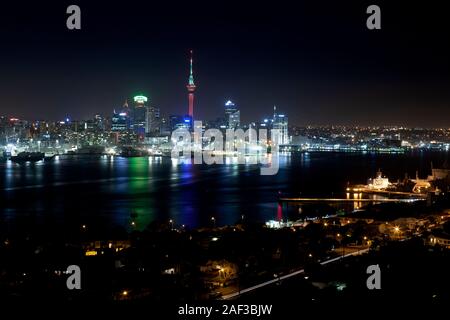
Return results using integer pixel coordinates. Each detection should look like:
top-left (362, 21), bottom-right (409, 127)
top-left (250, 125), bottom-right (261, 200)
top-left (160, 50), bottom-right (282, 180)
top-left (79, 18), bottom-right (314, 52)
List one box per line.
top-left (186, 50), bottom-right (196, 119)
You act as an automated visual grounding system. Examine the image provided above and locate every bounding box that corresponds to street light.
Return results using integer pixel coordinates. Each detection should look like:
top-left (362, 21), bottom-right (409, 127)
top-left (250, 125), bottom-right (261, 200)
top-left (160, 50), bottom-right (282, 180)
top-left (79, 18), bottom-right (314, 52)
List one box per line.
top-left (211, 217), bottom-right (216, 228)
top-left (394, 226), bottom-right (400, 239)
top-left (337, 233), bottom-right (344, 258)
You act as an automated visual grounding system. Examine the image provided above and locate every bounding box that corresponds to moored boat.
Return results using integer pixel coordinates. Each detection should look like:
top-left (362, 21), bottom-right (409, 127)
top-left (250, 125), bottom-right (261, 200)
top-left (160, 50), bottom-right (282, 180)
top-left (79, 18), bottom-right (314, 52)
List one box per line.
top-left (10, 152), bottom-right (45, 162)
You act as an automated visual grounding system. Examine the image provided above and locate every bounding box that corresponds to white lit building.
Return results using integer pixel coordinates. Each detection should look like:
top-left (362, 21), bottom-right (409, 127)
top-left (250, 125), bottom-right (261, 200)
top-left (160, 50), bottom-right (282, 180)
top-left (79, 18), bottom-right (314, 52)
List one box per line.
top-left (272, 106), bottom-right (289, 145)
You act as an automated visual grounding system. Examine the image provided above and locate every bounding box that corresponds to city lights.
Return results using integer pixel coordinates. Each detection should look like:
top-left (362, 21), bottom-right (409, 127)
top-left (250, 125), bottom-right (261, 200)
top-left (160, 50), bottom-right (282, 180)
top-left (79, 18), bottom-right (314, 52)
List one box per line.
top-left (1, 1), bottom-right (449, 308)
top-left (133, 95), bottom-right (148, 103)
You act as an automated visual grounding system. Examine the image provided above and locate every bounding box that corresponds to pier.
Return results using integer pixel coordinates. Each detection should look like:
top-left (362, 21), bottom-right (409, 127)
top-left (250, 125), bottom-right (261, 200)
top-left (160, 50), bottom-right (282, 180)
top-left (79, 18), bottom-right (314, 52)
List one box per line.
top-left (278, 197), bottom-right (424, 203)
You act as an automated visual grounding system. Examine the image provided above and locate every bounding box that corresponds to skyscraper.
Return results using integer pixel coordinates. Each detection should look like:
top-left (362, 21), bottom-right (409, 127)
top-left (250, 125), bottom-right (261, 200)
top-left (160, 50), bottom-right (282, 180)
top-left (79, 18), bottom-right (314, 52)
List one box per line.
top-left (186, 50), bottom-right (196, 120)
top-left (169, 115), bottom-right (184, 131)
top-left (93, 114), bottom-right (105, 131)
top-left (111, 100), bottom-right (130, 132)
top-left (272, 106), bottom-right (289, 145)
top-left (111, 112), bottom-right (129, 132)
top-left (146, 106), bottom-right (161, 136)
top-left (132, 95), bottom-right (148, 135)
top-left (224, 100), bottom-right (240, 129)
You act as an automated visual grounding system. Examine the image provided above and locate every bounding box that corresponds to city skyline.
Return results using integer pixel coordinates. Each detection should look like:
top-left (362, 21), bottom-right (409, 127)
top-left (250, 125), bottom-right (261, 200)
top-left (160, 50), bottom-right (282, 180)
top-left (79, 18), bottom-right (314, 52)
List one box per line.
top-left (1, 1), bottom-right (450, 308)
top-left (0, 1), bottom-right (450, 126)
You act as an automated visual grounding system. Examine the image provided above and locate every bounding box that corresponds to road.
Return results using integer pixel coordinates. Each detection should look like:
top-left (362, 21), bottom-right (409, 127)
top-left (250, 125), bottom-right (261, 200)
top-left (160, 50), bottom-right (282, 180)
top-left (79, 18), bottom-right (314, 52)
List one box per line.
top-left (221, 247), bottom-right (370, 300)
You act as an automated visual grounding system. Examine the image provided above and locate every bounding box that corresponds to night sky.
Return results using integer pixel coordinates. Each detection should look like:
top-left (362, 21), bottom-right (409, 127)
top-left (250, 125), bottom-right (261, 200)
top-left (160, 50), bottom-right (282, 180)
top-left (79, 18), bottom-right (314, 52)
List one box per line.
top-left (0, 0), bottom-right (449, 126)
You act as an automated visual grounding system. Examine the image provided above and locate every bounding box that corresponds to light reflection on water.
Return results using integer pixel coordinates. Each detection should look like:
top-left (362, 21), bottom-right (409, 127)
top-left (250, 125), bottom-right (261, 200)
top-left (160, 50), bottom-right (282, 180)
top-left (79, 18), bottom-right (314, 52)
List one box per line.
top-left (1, 152), bottom-right (448, 230)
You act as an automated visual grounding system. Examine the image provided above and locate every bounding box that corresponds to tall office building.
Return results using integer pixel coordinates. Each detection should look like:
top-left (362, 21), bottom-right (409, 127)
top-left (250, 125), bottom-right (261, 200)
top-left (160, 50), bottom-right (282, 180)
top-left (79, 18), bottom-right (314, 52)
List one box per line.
top-left (159, 117), bottom-right (171, 136)
top-left (169, 115), bottom-right (184, 131)
top-left (111, 100), bottom-right (130, 132)
top-left (132, 95), bottom-right (148, 135)
top-left (94, 114), bottom-right (105, 131)
top-left (272, 106), bottom-right (289, 145)
top-left (146, 106), bottom-right (161, 136)
top-left (111, 112), bottom-right (129, 132)
top-left (224, 100), bottom-right (240, 129)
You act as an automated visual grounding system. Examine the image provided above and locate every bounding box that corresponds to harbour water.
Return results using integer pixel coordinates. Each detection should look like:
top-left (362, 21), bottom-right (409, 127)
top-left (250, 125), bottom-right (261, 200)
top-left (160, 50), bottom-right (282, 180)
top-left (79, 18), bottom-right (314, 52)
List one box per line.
top-left (0, 151), bottom-right (449, 233)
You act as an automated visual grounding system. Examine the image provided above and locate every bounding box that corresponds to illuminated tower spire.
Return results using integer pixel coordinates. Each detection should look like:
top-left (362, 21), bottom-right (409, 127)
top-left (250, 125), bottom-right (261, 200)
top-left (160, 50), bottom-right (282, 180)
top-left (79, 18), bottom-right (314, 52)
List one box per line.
top-left (187, 50), bottom-right (196, 119)
top-left (189, 51), bottom-right (194, 86)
